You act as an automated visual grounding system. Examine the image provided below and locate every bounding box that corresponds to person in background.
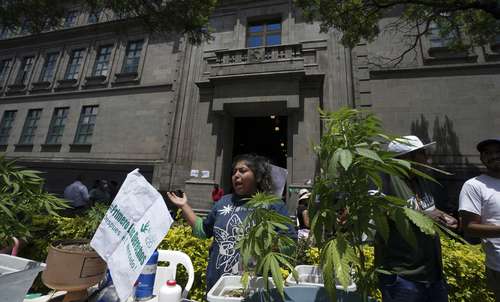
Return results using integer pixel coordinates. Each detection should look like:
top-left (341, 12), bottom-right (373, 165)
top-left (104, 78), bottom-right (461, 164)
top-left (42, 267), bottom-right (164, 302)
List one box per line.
top-left (63, 175), bottom-right (90, 213)
top-left (376, 135), bottom-right (457, 302)
top-left (167, 154), bottom-right (296, 291)
top-left (459, 138), bottom-right (500, 301)
top-left (211, 183), bottom-right (224, 203)
top-left (296, 188), bottom-right (311, 239)
top-left (89, 179), bottom-right (111, 205)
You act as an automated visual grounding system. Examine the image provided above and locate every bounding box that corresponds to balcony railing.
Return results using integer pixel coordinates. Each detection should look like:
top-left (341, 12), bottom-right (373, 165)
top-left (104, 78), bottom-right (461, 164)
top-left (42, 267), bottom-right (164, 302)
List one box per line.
top-left (214, 44), bottom-right (302, 65)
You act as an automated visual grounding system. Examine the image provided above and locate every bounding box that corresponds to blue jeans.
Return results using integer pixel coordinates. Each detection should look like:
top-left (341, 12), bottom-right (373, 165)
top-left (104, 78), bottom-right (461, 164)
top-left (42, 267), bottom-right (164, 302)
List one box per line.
top-left (379, 274), bottom-right (448, 302)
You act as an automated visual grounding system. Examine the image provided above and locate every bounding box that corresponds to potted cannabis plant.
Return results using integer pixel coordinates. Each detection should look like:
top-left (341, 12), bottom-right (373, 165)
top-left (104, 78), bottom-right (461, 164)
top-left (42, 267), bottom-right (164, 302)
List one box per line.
top-left (236, 108), bottom-right (455, 302)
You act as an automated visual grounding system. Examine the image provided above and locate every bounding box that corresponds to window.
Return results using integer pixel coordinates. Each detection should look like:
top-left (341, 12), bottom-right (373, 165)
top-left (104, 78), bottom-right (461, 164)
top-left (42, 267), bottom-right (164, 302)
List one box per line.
top-left (14, 56), bottom-right (35, 85)
top-left (0, 27), bottom-right (11, 39)
top-left (87, 11), bottom-right (101, 24)
top-left (64, 49), bottom-right (85, 80)
top-left (74, 105), bottom-right (98, 144)
top-left (246, 20), bottom-right (281, 47)
top-left (428, 22), bottom-right (459, 48)
top-left (0, 110), bottom-right (16, 145)
top-left (93, 45), bottom-right (113, 76)
top-left (63, 11), bottom-right (78, 28)
top-left (19, 109), bottom-right (42, 145)
top-left (0, 59), bottom-right (12, 85)
top-left (46, 107), bottom-right (69, 144)
top-left (121, 40), bottom-right (143, 73)
top-left (39, 52), bottom-right (59, 82)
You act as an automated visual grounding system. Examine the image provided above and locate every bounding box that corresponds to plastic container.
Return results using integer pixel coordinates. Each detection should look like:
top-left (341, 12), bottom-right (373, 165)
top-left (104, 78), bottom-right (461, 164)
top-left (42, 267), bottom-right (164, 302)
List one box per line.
top-left (158, 280), bottom-right (182, 302)
top-left (0, 254), bottom-right (46, 302)
top-left (285, 265), bottom-right (357, 292)
top-left (207, 275), bottom-right (274, 302)
top-left (135, 250), bottom-right (159, 300)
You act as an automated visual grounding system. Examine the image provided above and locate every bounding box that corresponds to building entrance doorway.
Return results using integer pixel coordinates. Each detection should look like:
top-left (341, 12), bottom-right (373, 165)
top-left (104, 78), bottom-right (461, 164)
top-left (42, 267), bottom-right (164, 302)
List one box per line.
top-left (232, 116), bottom-right (287, 168)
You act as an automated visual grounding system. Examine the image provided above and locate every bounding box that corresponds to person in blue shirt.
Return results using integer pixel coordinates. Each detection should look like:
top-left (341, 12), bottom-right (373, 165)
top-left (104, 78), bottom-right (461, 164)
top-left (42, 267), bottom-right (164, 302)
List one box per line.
top-left (167, 154), bottom-right (295, 291)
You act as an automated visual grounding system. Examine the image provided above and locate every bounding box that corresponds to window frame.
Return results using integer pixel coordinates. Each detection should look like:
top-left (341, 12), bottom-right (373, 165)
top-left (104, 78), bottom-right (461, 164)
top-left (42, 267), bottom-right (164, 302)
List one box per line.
top-left (246, 19), bottom-right (282, 48)
top-left (46, 107), bottom-right (69, 145)
top-left (92, 44), bottom-right (113, 77)
top-left (0, 58), bottom-right (13, 88)
top-left (18, 109), bottom-right (42, 145)
top-left (64, 48), bottom-right (86, 80)
top-left (121, 39), bottom-right (144, 74)
top-left (14, 56), bottom-right (36, 86)
top-left (74, 105), bottom-right (98, 145)
top-left (38, 51), bottom-right (60, 83)
top-left (0, 110), bottom-right (17, 145)
top-left (63, 10), bottom-right (79, 28)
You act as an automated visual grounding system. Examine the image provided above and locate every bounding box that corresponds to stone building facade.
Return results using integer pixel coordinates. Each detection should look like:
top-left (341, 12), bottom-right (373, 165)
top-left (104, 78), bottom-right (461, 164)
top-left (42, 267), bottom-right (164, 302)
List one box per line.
top-left (0, 1), bottom-right (498, 213)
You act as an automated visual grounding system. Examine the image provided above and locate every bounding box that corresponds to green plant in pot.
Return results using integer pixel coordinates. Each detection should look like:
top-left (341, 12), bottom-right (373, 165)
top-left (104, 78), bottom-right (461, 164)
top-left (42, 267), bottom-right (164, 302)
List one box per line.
top-left (237, 108), bottom-right (457, 302)
top-left (41, 203), bottom-right (109, 302)
top-left (0, 155), bottom-right (68, 253)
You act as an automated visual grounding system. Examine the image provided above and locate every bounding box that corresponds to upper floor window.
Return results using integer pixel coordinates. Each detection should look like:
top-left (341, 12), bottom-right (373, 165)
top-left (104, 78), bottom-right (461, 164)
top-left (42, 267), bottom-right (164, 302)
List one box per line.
top-left (0, 110), bottom-right (17, 145)
top-left (246, 20), bottom-right (281, 48)
top-left (14, 56), bottom-right (35, 85)
top-left (122, 40), bottom-right (143, 73)
top-left (0, 27), bottom-right (11, 39)
top-left (46, 107), bottom-right (69, 144)
top-left (93, 45), bottom-right (113, 76)
top-left (87, 10), bottom-right (101, 24)
top-left (19, 109), bottom-right (42, 145)
top-left (0, 59), bottom-right (12, 85)
top-left (63, 11), bottom-right (78, 28)
top-left (428, 22), bottom-right (459, 48)
top-left (64, 49), bottom-right (85, 80)
top-left (39, 52), bottom-right (59, 82)
top-left (74, 105), bottom-right (98, 144)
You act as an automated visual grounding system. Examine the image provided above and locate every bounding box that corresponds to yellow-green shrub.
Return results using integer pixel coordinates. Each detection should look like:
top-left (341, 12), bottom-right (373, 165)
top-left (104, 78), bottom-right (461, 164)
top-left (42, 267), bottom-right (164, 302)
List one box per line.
top-left (158, 223), bottom-right (212, 301)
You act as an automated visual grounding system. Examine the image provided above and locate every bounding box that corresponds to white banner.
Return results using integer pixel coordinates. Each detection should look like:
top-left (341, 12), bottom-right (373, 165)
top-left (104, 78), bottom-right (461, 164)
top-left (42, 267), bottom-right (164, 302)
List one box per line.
top-left (91, 169), bottom-right (173, 301)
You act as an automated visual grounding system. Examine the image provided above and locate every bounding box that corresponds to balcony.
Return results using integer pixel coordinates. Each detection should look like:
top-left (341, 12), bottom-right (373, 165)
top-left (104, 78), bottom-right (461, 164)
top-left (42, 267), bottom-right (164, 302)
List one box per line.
top-left (202, 41), bottom-right (325, 80)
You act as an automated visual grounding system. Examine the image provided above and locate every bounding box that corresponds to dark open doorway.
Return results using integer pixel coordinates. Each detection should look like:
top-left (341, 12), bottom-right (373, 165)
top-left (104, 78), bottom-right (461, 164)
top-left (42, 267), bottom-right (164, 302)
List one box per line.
top-left (232, 115), bottom-right (287, 168)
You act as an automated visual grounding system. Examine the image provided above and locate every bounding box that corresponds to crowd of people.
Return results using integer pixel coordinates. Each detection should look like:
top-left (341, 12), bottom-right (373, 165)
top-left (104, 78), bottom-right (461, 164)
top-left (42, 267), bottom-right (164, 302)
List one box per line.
top-left (63, 176), bottom-right (119, 214)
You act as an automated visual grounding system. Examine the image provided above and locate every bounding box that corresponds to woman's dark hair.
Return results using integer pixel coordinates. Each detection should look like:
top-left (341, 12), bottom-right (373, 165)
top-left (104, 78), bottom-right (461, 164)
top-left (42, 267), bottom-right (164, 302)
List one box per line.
top-left (232, 154), bottom-right (273, 193)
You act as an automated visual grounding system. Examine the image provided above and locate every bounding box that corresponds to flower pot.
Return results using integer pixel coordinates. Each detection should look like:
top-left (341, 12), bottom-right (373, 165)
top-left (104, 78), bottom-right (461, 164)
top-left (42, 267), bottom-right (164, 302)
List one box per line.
top-left (41, 239), bottom-right (107, 302)
top-left (0, 254), bottom-right (46, 302)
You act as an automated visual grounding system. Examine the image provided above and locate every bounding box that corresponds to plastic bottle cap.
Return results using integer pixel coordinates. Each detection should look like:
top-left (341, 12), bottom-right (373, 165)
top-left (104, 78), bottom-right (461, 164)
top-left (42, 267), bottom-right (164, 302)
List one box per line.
top-left (166, 280), bottom-right (176, 286)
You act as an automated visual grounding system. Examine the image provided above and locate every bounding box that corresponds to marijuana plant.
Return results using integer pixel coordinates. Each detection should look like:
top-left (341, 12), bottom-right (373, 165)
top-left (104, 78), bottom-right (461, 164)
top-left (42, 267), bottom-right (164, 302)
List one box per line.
top-left (310, 107), bottom-right (454, 300)
top-left (237, 193), bottom-right (298, 299)
top-left (0, 156), bottom-right (68, 248)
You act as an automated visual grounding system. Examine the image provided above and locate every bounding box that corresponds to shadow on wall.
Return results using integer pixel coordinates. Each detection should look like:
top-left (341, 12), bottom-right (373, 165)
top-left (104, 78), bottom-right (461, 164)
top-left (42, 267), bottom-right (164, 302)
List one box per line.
top-left (410, 114), bottom-right (481, 213)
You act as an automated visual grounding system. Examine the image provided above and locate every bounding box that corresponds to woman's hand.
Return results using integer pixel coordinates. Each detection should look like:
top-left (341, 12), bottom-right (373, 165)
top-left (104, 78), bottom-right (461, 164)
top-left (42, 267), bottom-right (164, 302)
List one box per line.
top-left (166, 191), bottom-right (188, 208)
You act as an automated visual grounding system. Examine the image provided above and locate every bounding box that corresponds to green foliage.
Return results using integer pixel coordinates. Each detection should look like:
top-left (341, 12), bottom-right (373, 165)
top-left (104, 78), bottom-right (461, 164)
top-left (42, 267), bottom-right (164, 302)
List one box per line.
top-left (0, 156), bottom-right (68, 248)
top-left (237, 193), bottom-right (298, 299)
top-left (0, 0), bottom-right (218, 44)
top-left (310, 107), bottom-right (451, 300)
top-left (158, 223), bottom-right (212, 302)
top-left (296, 0), bottom-right (500, 57)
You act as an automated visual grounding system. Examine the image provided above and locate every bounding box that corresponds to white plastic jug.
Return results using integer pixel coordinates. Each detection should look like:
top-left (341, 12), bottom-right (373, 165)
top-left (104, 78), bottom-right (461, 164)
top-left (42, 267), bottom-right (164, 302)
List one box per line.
top-left (158, 280), bottom-right (181, 302)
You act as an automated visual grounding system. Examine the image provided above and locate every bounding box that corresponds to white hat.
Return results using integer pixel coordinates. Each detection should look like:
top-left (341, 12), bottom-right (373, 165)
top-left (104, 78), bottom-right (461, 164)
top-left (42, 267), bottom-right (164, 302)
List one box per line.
top-left (387, 135), bottom-right (435, 156)
top-left (298, 189), bottom-right (311, 201)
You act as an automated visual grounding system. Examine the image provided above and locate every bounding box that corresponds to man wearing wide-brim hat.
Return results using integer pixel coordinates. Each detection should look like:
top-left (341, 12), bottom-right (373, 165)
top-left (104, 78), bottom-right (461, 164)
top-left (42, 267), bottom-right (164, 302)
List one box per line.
top-left (376, 135), bottom-right (457, 302)
top-left (459, 138), bottom-right (500, 301)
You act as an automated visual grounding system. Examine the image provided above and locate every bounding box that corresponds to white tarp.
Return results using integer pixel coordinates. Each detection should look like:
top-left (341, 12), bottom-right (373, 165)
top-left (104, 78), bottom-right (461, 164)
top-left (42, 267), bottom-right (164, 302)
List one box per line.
top-left (270, 164), bottom-right (288, 197)
top-left (90, 169), bottom-right (173, 301)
